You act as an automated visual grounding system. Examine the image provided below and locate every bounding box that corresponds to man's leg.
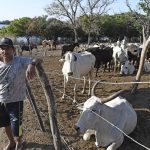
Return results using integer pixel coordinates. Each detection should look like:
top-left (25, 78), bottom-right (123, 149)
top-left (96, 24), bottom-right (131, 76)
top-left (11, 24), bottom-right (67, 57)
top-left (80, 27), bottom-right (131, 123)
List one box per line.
top-left (0, 102), bottom-right (16, 150)
top-left (6, 101), bottom-right (24, 150)
top-left (4, 126), bottom-right (16, 150)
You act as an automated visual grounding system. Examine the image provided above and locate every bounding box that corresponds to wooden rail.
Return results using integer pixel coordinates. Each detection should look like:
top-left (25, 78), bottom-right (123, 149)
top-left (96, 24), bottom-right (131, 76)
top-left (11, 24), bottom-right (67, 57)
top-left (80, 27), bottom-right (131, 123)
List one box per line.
top-left (36, 63), bottom-right (62, 150)
top-left (26, 80), bottom-right (46, 132)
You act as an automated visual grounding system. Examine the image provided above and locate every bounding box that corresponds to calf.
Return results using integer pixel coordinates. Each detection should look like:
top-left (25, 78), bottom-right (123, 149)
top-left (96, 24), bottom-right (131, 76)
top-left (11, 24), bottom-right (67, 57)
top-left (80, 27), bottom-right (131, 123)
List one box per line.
top-left (60, 51), bottom-right (95, 103)
top-left (113, 45), bottom-right (128, 72)
top-left (120, 60), bottom-right (135, 75)
top-left (42, 39), bottom-right (57, 50)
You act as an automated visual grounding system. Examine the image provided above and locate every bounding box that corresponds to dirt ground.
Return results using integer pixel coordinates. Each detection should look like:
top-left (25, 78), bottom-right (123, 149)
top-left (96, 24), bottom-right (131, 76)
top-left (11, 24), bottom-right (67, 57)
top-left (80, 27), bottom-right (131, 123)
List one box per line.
top-left (0, 47), bottom-right (150, 150)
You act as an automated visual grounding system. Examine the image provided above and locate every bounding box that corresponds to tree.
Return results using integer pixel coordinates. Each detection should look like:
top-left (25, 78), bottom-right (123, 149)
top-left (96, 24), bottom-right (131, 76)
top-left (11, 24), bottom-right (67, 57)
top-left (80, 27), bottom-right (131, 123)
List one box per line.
top-left (45, 18), bottom-right (67, 40)
top-left (5, 17), bottom-right (32, 45)
top-left (27, 16), bottom-right (48, 39)
top-left (126, 0), bottom-right (150, 93)
top-left (6, 17), bottom-right (31, 36)
top-left (77, 0), bottom-right (115, 44)
top-left (45, 0), bottom-right (80, 42)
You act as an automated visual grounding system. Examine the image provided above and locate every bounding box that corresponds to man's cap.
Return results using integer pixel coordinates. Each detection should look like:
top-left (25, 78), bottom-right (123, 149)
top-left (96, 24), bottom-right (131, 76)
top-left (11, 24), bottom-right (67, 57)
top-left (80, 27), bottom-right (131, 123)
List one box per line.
top-left (0, 37), bottom-right (14, 48)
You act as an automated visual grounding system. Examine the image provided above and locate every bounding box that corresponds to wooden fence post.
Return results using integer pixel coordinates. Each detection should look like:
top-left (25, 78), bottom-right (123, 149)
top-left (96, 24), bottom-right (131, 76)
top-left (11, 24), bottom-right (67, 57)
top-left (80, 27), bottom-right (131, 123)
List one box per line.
top-left (35, 63), bottom-right (62, 150)
top-left (26, 80), bottom-right (46, 132)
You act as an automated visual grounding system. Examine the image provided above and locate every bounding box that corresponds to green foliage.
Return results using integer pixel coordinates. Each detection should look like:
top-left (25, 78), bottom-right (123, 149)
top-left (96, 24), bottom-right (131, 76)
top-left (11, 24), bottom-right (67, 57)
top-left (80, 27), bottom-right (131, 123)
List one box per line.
top-left (0, 20), bottom-right (10, 24)
top-left (139, 0), bottom-right (150, 15)
top-left (78, 12), bottom-right (141, 41)
top-left (0, 12), bottom-right (142, 42)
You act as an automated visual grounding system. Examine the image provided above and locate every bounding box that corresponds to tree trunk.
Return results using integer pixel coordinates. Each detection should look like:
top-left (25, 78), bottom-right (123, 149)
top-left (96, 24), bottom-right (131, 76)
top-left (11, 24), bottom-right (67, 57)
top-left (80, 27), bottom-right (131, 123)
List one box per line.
top-left (74, 28), bottom-right (78, 43)
top-left (131, 36), bottom-right (150, 94)
top-left (88, 32), bottom-right (91, 45)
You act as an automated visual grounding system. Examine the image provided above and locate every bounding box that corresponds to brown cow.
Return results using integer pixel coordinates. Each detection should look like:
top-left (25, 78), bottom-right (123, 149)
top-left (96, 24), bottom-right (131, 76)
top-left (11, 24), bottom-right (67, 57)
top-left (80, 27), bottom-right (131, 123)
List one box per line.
top-left (42, 40), bottom-right (57, 50)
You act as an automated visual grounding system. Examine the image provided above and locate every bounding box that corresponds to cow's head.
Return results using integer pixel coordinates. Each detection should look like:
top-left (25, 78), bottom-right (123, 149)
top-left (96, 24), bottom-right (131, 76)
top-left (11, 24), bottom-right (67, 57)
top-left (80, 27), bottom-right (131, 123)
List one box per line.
top-left (62, 52), bottom-right (77, 81)
top-left (75, 96), bottom-right (103, 134)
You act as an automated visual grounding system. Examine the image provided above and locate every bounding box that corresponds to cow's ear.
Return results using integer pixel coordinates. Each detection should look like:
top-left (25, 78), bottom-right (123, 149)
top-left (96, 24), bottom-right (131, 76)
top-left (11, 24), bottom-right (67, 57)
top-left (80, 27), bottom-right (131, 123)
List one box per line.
top-left (74, 55), bottom-right (77, 61)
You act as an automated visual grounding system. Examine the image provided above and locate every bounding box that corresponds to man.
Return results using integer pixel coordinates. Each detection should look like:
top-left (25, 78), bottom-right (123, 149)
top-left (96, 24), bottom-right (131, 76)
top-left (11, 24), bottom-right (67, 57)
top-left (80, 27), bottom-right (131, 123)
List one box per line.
top-left (0, 37), bottom-right (41, 150)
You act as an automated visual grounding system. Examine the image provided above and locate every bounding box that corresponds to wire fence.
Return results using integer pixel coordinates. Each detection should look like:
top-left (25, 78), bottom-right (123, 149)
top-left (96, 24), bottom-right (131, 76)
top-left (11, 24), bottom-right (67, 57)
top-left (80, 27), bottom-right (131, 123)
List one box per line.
top-left (44, 68), bottom-right (150, 150)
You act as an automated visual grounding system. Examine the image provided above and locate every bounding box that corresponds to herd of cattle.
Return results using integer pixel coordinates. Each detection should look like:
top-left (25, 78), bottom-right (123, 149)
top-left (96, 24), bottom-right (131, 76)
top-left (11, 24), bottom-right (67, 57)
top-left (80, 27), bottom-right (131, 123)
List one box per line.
top-left (58, 39), bottom-right (150, 150)
top-left (59, 39), bottom-right (150, 103)
top-left (19, 39), bottom-right (150, 76)
top-left (18, 39), bottom-right (149, 150)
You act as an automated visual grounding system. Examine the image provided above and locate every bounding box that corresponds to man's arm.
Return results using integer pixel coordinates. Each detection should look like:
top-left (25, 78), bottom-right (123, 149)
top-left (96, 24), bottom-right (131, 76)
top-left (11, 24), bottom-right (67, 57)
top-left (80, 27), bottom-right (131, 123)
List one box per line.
top-left (26, 58), bottom-right (42, 80)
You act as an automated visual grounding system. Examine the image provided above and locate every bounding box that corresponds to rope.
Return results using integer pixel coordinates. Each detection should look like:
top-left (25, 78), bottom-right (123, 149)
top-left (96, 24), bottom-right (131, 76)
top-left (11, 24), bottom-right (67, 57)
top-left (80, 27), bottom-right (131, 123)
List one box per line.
top-left (45, 70), bottom-right (150, 85)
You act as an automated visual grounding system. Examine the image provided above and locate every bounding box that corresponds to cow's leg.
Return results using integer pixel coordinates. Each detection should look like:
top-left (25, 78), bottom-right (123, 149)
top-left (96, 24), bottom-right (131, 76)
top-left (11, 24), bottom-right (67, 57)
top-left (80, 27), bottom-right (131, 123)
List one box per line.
top-left (81, 76), bottom-right (86, 94)
top-left (44, 47), bottom-right (47, 56)
top-left (61, 76), bottom-right (66, 100)
top-left (95, 67), bottom-right (99, 77)
top-left (108, 61), bottom-right (112, 72)
top-left (29, 50), bottom-right (32, 56)
top-left (83, 130), bottom-right (95, 141)
top-left (20, 50), bottom-right (23, 56)
top-left (50, 44), bottom-right (53, 51)
top-left (88, 70), bottom-right (93, 96)
top-left (95, 131), bottom-right (101, 147)
top-left (118, 62), bottom-right (121, 72)
top-left (95, 132), bottom-right (124, 150)
top-left (103, 63), bottom-right (107, 73)
top-left (74, 78), bottom-right (81, 102)
top-left (73, 83), bottom-right (77, 103)
top-left (114, 59), bottom-right (117, 72)
top-left (106, 134), bottom-right (124, 150)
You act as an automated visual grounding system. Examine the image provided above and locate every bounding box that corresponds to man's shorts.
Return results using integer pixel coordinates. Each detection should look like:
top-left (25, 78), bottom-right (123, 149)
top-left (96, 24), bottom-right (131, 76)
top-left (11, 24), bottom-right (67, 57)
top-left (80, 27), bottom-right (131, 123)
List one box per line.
top-left (0, 101), bottom-right (23, 137)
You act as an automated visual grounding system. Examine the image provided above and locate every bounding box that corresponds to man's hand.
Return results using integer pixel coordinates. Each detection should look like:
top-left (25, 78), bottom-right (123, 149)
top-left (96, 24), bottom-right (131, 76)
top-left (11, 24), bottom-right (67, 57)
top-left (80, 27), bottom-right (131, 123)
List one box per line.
top-left (26, 64), bottom-right (36, 80)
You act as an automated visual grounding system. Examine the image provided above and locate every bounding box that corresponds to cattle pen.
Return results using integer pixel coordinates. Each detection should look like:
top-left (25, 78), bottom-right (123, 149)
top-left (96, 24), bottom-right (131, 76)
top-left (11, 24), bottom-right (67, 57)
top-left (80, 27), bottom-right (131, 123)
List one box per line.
top-left (0, 47), bottom-right (150, 150)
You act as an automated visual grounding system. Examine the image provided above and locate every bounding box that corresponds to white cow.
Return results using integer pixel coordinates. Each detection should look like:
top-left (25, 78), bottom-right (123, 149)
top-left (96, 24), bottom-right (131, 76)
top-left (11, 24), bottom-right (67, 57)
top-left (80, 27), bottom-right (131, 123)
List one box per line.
top-left (144, 59), bottom-right (150, 72)
top-left (75, 82), bottom-right (137, 150)
top-left (60, 51), bottom-right (96, 103)
top-left (120, 60), bottom-right (135, 75)
top-left (113, 41), bottom-right (128, 72)
top-left (93, 44), bottom-right (99, 48)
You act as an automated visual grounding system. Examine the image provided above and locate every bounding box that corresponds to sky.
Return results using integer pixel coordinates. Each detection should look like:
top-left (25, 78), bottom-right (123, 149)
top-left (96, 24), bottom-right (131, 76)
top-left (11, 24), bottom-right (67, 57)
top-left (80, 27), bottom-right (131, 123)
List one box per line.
top-left (0, 0), bottom-right (140, 21)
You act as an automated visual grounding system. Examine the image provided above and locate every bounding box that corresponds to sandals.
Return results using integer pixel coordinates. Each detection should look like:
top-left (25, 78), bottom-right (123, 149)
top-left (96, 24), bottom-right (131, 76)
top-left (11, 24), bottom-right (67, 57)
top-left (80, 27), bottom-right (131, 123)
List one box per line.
top-left (15, 142), bottom-right (25, 150)
top-left (3, 144), bottom-right (16, 150)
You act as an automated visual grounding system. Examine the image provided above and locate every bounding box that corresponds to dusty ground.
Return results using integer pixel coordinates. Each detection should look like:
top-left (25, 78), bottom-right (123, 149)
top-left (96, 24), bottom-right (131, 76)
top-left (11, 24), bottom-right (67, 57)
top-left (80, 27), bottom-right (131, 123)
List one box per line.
top-left (0, 47), bottom-right (150, 150)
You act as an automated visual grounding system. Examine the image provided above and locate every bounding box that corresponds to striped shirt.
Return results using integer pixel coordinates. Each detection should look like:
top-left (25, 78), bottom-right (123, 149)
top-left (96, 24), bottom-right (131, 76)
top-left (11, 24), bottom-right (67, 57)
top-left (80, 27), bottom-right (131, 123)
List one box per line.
top-left (0, 56), bottom-right (32, 103)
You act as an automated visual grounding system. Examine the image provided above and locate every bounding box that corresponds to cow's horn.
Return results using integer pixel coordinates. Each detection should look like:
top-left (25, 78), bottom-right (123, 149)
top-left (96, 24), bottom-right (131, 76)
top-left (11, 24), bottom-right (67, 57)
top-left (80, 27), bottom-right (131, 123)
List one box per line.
top-left (91, 80), bottom-right (129, 103)
top-left (91, 80), bottom-right (103, 96)
top-left (102, 89), bottom-right (127, 103)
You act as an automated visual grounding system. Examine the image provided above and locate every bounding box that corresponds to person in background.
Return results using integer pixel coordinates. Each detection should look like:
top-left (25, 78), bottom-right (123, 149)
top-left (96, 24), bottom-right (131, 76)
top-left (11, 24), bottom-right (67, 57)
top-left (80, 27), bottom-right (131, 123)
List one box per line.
top-left (0, 37), bottom-right (42, 150)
